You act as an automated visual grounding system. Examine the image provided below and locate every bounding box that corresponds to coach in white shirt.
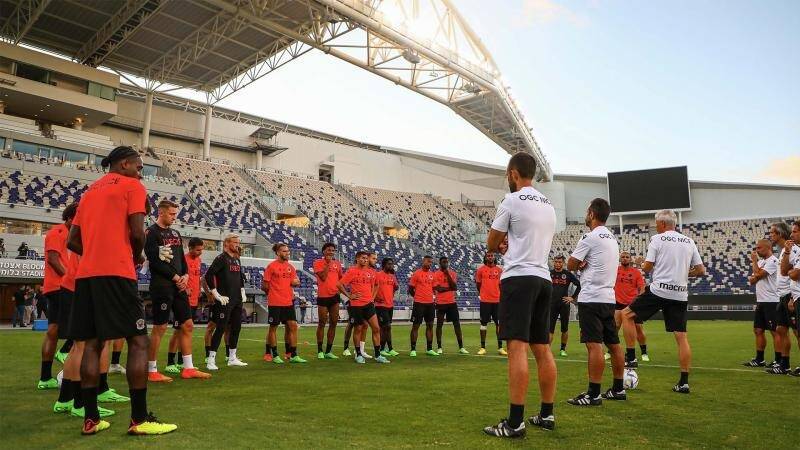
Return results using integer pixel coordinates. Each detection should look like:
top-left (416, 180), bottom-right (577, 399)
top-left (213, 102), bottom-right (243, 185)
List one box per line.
top-left (566, 198), bottom-right (627, 406)
top-left (743, 239), bottom-right (780, 367)
top-left (621, 209), bottom-right (705, 394)
top-left (769, 221), bottom-right (799, 374)
top-left (779, 220), bottom-right (800, 377)
top-left (483, 152), bottom-right (557, 438)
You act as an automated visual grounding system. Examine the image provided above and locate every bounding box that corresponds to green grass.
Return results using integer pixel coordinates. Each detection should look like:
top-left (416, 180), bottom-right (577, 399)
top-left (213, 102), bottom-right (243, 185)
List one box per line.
top-left (0, 321), bottom-right (797, 449)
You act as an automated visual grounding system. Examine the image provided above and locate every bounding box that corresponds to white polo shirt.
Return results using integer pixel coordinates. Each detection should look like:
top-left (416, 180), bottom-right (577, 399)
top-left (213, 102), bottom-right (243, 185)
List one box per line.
top-left (777, 246), bottom-right (800, 298)
top-left (646, 230), bottom-right (703, 301)
top-left (491, 186), bottom-right (556, 281)
top-left (754, 255), bottom-right (779, 303)
top-left (788, 245), bottom-right (800, 300)
top-left (570, 225), bottom-right (619, 304)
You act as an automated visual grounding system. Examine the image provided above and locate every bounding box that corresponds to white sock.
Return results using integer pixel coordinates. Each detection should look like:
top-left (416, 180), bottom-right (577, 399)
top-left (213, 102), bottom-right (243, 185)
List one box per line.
top-left (182, 354), bottom-right (194, 369)
top-left (148, 361), bottom-right (157, 373)
top-left (229, 348), bottom-right (237, 360)
top-left (208, 351), bottom-right (216, 360)
top-left (359, 341), bottom-right (365, 353)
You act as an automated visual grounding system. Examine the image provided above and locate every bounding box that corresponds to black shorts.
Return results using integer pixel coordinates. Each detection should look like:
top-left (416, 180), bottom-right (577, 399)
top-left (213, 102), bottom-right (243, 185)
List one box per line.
top-left (628, 287), bottom-right (688, 332)
top-left (776, 295), bottom-right (793, 328)
top-left (479, 302), bottom-right (499, 325)
top-left (549, 298), bottom-right (571, 334)
top-left (615, 302), bottom-right (643, 323)
top-left (411, 302), bottom-right (435, 325)
top-left (376, 306), bottom-right (393, 326)
top-left (436, 303), bottom-right (460, 323)
top-left (69, 277), bottom-right (146, 341)
top-left (150, 285), bottom-right (192, 326)
top-left (317, 295), bottom-right (341, 309)
top-left (45, 290), bottom-right (61, 325)
top-left (578, 303), bottom-right (619, 345)
top-left (268, 305), bottom-right (297, 325)
top-left (57, 290), bottom-right (74, 339)
top-left (498, 276), bottom-right (552, 344)
top-left (210, 300), bottom-right (243, 327)
top-left (753, 302), bottom-right (778, 331)
top-left (348, 303), bottom-right (376, 326)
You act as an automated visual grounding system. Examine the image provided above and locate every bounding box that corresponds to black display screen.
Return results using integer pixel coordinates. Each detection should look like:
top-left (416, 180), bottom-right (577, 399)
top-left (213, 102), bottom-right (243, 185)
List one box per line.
top-left (607, 166), bottom-right (690, 213)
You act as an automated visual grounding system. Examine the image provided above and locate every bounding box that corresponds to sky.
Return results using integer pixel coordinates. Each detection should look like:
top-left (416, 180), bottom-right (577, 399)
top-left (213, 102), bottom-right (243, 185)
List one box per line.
top-left (212, 0), bottom-right (799, 184)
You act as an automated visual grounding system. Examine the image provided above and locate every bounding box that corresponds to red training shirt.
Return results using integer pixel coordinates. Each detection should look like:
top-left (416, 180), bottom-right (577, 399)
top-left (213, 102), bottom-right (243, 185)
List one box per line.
top-left (185, 254), bottom-right (202, 307)
top-left (409, 269), bottom-right (435, 303)
top-left (73, 173), bottom-right (147, 280)
top-left (340, 266), bottom-right (376, 307)
top-left (313, 258), bottom-right (343, 298)
top-left (375, 271), bottom-right (398, 308)
top-left (60, 250), bottom-right (80, 293)
top-left (434, 269), bottom-right (458, 304)
top-left (475, 265), bottom-right (502, 303)
top-left (43, 223), bottom-right (68, 293)
top-left (614, 265), bottom-right (645, 305)
top-left (263, 260), bottom-right (297, 307)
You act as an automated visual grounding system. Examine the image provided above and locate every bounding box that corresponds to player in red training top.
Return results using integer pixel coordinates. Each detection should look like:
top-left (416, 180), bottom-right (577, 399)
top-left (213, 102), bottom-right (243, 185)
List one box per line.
top-left (375, 257), bottom-right (399, 357)
top-left (313, 242), bottom-right (343, 360)
top-left (262, 243), bottom-right (305, 364)
top-left (67, 146), bottom-right (176, 435)
top-left (408, 255), bottom-right (437, 357)
top-left (337, 251), bottom-right (389, 364)
top-left (614, 251), bottom-right (648, 363)
top-left (434, 256), bottom-right (468, 355)
top-left (475, 252), bottom-right (504, 355)
top-left (38, 203), bottom-right (77, 390)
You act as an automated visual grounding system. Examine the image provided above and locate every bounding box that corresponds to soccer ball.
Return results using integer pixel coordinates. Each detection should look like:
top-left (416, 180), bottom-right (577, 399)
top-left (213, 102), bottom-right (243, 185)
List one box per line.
top-left (623, 369), bottom-right (639, 390)
top-left (56, 370), bottom-right (63, 387)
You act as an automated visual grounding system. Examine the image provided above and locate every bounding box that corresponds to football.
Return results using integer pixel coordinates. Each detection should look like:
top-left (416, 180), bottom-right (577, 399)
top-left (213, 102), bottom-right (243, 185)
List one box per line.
top-left (623, 369), bottom-right (639, 390)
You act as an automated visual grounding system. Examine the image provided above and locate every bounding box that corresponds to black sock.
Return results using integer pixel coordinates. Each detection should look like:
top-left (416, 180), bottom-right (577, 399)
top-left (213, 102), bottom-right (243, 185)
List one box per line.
top-left (756, 350), bottom-right (764, 362)
top-left (343, 340), bottom-right (349, 350)
top-left (57, 378), bottom-right (73, 403)
top-left (640, 344), bottom-right (647, 355)
top-left (205, 346), bottom-right (210, 357)
top-left (72, 382), bottom-right (84, 408)
top-left (498, 339), bottom-right (503, 350)
top-left (325, 343), bottom-right (333, 354)
top-left (560, 343), bottom-right (566, 351)
top-left (588, 382), bottom-right (601, 398)
top-left (176, 351), bottom-right (182, 362)
top-left (111, 351), bottom-right (121, 365)
top-left (387, 338), bottom-right (393, 351)
top-left (99, 373), bottom-right (109, 394)
top-left (626, 348), bottom-right (636, 362)
top-left (775, 351), bottom-right (781, 363)
top-left (284, 342), bottom-right (290, 355)
top-left (540, 402), bottom-right (554, 418)
top-left (411, 342), bottom-right (416, 351)
top-left (426, 339), bottom-right (432, 351)
top-left (130, 388), bottom-right (147, 423)
top-left (456, 334), bottom-right (463, 349)
top-left (317, 342), bottom-right (323, 353)
top-left (167, 352), bottom-right (176, 366)
top-left (225, 345), bottom-right (230, 358)
top-left (265, 343), bottom-right (271, 355)
top-left (290, 347), bottom-right (298, 358)
top-left (59, 339), bottom-right (73, 354)
top-left (374, 345), bottom-right (381, 358)
top-left (82, 387), bottom-right (99, 420)
top-left (480, 337), bottom-right (486, 348)
top-left (679, 372), bottom-right (689, 385)
top-left (271, 346), bottom-right (278, 357)
top-left (355, 346), bottom-right (362, 357)
top-left (40, 360), bottom-right (53, 381)
top-left (613, 378), bottom-right (624, 392)
top-left (508, 403), bottom-right (524, 428)
top-left (783, 356), bottom-right (790, 370)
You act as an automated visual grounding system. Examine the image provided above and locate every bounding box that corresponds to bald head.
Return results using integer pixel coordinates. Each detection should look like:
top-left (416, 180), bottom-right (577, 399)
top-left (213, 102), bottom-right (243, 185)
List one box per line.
top-left (755, 239), bottom-right (773, 258)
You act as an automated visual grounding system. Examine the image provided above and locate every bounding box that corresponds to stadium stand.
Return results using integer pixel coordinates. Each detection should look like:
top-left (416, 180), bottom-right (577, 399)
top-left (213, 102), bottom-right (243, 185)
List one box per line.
top-left (0, 114), bottom-right (41, 137)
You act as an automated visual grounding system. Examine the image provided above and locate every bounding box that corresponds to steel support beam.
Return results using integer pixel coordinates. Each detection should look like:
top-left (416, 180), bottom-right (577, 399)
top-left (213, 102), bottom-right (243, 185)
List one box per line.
top-left (0, 0), bottom-right (51, 44)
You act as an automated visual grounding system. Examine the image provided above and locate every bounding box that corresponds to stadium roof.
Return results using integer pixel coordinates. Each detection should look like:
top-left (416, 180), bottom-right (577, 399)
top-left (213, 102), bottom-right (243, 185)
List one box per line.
top-left (0, 0), bottom-right (552, 180)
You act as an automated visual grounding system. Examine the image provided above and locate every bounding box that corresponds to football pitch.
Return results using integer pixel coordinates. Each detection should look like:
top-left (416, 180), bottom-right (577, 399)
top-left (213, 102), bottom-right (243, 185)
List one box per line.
top-left (0, 321), bottom-right (796, 449)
